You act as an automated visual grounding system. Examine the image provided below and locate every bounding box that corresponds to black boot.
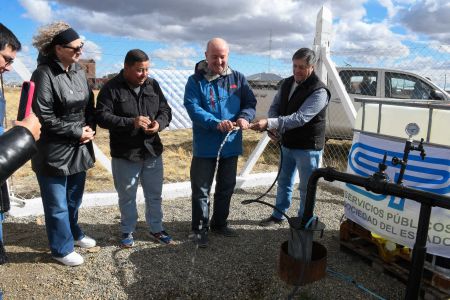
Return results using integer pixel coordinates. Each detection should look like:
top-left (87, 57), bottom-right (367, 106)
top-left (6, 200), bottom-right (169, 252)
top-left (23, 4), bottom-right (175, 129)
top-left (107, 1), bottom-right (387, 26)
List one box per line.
top-left (0, 239), bottom-right (8, 264)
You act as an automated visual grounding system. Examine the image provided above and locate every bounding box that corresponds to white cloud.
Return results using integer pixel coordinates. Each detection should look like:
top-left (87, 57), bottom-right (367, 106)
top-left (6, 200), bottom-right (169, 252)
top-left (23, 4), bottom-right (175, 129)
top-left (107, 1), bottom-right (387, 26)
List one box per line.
top-left (16, 0), bottom-right (450, 70)
top-left (378, 0), bottom-right (398, 18)
top-left (152, 46), bottom-right (198, 69)
top-left (19, 0), bottom-right (324, 57)
top-left (80, 38), bottom-right (102, 62)
top-left (331, 20), bottom-right (410, 65)
top-left (19, 0), bottom-right (53, 24)
top-left (399, 0), bottom-right (450, 43)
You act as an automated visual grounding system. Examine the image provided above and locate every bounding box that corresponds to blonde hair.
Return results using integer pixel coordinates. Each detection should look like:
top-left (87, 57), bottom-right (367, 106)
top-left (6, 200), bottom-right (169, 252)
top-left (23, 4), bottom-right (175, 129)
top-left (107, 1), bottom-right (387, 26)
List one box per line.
top-left (32, 21), bottom-right (71, 55)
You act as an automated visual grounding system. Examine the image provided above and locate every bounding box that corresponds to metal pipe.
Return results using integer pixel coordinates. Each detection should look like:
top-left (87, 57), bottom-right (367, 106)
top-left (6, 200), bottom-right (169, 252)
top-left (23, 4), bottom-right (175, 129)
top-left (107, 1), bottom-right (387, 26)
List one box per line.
top-left (405, 203), bottom-right (431, 300)
top-left (302, 167), bottom-right (450, 300)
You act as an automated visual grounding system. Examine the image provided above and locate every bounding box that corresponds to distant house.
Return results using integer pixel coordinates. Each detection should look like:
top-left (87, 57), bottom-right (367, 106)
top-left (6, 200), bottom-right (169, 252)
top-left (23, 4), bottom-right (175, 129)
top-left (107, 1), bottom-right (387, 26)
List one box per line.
top-left (247, 72), bottom-right (283, 82)
top-left (79, 59), bottom-right (96, 87)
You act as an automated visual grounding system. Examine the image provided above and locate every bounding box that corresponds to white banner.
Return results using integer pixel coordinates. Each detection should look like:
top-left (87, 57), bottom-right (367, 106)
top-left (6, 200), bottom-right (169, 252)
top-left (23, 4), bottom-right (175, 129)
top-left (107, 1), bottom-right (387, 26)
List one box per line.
top-left (344, 132), bottom-right (450, 258)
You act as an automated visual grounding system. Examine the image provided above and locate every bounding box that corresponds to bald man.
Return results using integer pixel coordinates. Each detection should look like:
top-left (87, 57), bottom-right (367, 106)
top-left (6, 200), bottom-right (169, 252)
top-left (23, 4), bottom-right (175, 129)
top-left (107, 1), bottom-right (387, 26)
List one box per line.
top-left (184, 38), bottom-right (257, 247)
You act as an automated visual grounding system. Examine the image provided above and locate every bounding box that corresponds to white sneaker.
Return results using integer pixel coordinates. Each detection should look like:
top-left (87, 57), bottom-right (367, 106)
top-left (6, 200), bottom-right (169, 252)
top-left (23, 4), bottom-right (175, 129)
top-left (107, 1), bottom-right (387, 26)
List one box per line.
top-left (53, 251), bottom-right (84, 266)
top-left (74, 235), bottom-right (96, 248)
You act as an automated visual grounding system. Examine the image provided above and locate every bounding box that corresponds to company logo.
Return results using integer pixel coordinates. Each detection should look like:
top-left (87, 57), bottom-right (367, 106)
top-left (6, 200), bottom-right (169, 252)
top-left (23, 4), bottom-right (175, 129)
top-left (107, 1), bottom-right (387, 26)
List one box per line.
top-left (347, 141), bottom-right (450, 211)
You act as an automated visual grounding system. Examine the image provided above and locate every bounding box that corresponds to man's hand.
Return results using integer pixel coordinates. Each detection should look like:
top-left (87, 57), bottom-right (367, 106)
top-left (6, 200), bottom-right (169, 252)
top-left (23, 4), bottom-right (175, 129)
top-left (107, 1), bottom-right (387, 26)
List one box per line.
top-left (13, 113), bottom-right (41, 141)
top-left (134, 116), bottom-right (152, 130)
top-left (236, 118), bottom-right (250, 130)
top-left (144, 120), bottom-right (160, 134)
top-left (80, 126), bottom-right (95, 144)
top-left (250, 119), bottom-right (268, 132)
top-left (217, 120), bottom-right (235, 132)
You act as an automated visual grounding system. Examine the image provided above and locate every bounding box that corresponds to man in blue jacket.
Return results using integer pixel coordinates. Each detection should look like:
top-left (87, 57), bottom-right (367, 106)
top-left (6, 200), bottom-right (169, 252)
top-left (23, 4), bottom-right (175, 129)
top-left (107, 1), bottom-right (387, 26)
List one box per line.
top-left (184, 38), bottom-right (256, 247)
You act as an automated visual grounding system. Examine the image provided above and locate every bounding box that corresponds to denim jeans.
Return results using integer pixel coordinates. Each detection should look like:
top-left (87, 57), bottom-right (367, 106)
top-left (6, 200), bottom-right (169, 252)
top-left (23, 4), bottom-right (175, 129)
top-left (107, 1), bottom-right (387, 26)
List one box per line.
top-left (37, 172), bottom-right (87, 257)
top-left (112, 156), bottom-right (164, 234)
top-left (272, 146), bottom-right (322, 221)
top-left (190, 156), bottom-right (238, 231)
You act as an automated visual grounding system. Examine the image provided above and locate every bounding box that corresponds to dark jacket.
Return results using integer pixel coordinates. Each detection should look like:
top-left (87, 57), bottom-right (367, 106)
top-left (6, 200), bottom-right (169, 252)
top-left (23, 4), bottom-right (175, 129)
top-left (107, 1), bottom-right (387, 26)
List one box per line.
top-left (95, 71), bottom-right (172, 161)
top-left (278, 72), bottom-right (330, 150)
top-left (30, 55), bottom-right (95, 176)
top-left (0, 126), bottom-right (37, 212)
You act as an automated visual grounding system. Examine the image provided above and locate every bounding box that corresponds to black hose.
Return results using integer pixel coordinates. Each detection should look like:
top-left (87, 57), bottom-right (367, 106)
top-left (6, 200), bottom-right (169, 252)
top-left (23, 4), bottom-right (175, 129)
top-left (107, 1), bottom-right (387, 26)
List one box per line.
top-left (241, 137), bottom-right (286, 217)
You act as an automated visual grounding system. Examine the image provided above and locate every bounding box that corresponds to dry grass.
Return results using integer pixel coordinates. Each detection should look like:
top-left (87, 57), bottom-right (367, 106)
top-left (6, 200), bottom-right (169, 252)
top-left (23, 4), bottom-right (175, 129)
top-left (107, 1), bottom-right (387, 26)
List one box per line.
top-left (3, 88), bottom-right (282, 198)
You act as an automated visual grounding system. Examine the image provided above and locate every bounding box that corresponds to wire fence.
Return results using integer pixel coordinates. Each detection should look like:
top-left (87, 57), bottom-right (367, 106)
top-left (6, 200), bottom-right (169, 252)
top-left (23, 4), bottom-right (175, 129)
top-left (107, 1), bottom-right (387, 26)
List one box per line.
top-left (5, 43), bottom-right (450, 200)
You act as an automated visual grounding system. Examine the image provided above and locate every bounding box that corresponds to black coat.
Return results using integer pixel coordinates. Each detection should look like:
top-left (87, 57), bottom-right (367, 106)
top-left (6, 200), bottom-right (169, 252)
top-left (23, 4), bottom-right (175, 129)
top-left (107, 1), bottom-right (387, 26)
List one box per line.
top-left (30, 55), bottom-right (95, 176)
top-left (96, 71), bottom-right (172, 161)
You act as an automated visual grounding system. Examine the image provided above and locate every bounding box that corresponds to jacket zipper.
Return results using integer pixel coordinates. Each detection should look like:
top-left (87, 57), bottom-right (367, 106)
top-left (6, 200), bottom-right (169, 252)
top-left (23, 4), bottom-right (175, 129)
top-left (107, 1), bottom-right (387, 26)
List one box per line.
top-left (209, 86), bottom-right (215, 110)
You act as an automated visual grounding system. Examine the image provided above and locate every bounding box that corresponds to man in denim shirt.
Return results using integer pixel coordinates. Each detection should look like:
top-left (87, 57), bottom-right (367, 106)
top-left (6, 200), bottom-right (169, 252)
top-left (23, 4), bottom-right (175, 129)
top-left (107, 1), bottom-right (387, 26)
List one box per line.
top-left (251, 48), bottom-right (330, 226)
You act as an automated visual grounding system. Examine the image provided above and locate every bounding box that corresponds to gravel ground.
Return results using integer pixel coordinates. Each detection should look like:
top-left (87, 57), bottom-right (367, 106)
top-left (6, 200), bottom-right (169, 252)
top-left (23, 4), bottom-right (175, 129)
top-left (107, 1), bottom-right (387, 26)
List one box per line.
top-left (0, 183), bottom-right (406, 299)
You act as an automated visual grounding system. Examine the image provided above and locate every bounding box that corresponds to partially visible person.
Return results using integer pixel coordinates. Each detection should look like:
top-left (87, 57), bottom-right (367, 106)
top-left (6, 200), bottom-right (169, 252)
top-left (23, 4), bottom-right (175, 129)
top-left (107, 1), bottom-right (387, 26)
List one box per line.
top-left (0, 114), bottom-right (41, 184)
top-left (0, 22), bottom-right (22, 264)
top-left (251, 48), bottom-right (330, 227)
top-left (184, 38), bottom-right (256, 247)
top-left (359, 75), bottom-right (375, 96)
top-left (0, 114), bottom-right (40, 265)
top-left (31, 21), bottom-right (96, 266)
top-left (96, 49), bottom-right (173, 248)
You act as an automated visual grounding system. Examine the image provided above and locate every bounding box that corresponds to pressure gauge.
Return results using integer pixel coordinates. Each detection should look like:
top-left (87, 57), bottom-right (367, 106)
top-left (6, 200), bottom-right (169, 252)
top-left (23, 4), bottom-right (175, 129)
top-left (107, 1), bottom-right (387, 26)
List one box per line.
top-left (405, 123), bottom-right (420, 137)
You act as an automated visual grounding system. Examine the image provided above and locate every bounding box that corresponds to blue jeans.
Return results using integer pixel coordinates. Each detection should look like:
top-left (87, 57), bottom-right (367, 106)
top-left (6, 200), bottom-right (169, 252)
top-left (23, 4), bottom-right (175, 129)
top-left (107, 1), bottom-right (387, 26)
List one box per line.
top-left (37, 172), bottom-right (87, 257)
top-left (190, 156), bottom-right (238, 231)
top-left (112, 156), bottom-right (164, 234)
top-left (272, 146), bottom-right (322, 220)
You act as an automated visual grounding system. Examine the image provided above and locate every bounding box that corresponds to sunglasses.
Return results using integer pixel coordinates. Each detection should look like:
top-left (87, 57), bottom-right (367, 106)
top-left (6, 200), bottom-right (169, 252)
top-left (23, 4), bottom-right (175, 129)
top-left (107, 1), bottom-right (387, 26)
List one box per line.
top-left (62, 42), bottom-right (84, 52)
top-left (0, 53), bottom-right (14, 67)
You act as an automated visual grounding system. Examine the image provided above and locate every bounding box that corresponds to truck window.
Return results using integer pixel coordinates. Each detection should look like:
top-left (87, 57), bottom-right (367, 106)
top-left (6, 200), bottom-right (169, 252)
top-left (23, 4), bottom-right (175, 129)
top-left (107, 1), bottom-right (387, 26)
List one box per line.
top-left (385, 72), bottom-right (433, 100)
top-left (339, 70), bottom-right (377, 96)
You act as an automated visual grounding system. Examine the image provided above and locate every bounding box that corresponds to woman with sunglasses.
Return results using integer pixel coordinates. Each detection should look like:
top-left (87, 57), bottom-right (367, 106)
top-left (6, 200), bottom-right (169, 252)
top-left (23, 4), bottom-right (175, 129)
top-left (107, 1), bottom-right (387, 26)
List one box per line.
top-left (30, 22), bottom-right (96, 266)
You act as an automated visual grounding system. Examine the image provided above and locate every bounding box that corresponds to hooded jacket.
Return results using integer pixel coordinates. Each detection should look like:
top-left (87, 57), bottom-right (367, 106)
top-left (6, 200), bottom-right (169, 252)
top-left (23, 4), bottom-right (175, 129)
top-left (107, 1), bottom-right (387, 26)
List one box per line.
top-left (184, 60), bottom-right (257, 158)
top-left (30, 55), bottom-right (95, 176)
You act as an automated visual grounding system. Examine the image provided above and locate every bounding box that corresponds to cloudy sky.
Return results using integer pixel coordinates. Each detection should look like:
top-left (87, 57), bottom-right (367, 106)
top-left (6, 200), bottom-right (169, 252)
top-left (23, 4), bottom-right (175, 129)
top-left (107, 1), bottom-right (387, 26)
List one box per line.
top-left (2, 0), bottom-right (450, 86)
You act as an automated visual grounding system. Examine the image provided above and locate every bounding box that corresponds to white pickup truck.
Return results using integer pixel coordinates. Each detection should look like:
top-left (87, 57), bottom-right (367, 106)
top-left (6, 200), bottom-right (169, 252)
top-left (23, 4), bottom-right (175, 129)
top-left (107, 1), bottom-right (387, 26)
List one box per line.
top-left (326, 67), bottom-right (450, 139)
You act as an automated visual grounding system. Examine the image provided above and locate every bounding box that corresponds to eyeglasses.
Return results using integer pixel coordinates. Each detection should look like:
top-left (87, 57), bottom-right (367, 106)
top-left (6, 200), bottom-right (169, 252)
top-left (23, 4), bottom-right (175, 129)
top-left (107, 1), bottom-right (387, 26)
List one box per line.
top-left (0, 53), bottom-right (14, 67)
top-left (62, 42), bottom-right (84, 52)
